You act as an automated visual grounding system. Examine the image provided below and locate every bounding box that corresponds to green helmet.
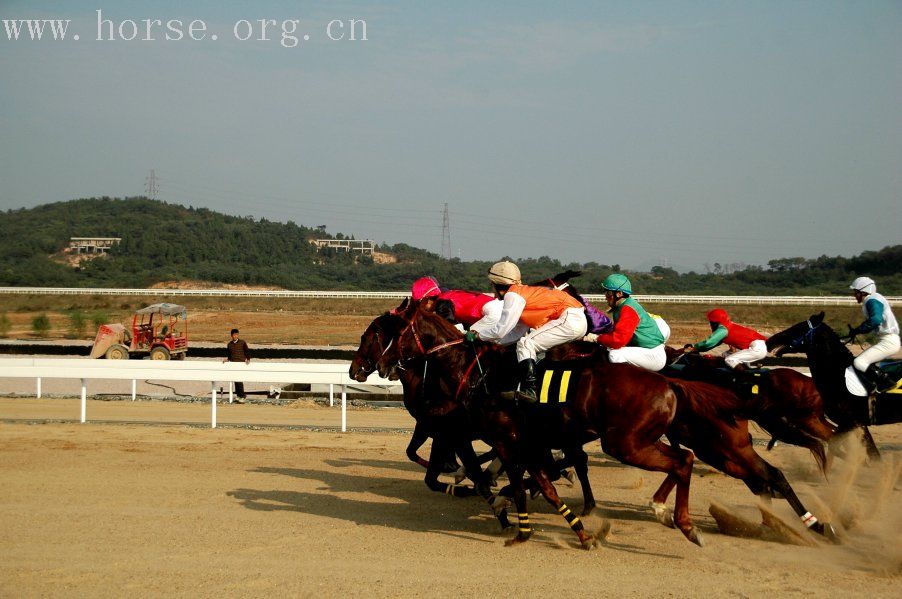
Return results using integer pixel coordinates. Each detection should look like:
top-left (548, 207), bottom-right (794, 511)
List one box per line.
top-left (602, 273), bottom-right (632, 295)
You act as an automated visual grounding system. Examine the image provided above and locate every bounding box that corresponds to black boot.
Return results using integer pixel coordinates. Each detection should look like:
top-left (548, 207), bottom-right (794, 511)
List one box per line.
top-left (515, 359), bottom-right (538, 403)
top-left (865, 364), bottom-right (897, 394)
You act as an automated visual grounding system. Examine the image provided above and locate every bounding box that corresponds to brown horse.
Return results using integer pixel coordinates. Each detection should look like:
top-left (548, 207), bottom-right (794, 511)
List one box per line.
top-left (349, 310), bottom-right (510, 528)
top-left (661, 346), bottom-right (836, 474)
top-left (381, 297), bottom-right (700, 549)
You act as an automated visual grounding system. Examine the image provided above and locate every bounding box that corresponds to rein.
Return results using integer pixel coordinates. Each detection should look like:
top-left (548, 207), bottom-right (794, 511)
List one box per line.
top-left (396, 314), bottom-right (488, 400)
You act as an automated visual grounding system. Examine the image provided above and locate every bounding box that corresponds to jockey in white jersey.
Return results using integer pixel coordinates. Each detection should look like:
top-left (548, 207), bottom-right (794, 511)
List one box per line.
top-left (848, 276), bottom-right (900, 393)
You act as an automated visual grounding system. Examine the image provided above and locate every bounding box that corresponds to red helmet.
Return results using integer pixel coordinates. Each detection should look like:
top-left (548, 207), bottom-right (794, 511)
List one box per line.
top-left (706, 308), bottom-right (730, 324)
top-left (411, 276), bottom-right (441, 301)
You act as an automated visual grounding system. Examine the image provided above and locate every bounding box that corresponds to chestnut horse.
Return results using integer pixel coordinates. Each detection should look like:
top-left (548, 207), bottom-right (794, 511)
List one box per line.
top-left (382, 297), bottom-right (699, 549)
top-left (661, 347), bottom-right (835, 474)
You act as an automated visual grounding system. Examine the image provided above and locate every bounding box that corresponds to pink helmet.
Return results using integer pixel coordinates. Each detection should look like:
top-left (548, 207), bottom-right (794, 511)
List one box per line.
top-left (411, 276), bottom-right (441, 301)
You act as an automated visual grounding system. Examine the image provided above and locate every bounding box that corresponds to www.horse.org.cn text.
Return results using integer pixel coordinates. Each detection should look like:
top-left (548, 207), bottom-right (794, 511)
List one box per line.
top-left (1, 10), bottom-right (369, 47)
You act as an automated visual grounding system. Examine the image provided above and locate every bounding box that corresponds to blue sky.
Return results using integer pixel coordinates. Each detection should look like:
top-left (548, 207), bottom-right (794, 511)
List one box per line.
top-left (1, 1), bottom-right (900, 271)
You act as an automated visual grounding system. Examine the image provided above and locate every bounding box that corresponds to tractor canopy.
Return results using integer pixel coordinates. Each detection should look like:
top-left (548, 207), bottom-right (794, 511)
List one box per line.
top-left (135, 303), bottom-right (187, 316)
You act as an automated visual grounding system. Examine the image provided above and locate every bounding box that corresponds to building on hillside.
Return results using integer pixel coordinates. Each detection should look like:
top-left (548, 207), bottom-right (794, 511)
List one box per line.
top-left (68, 237), bottom-right (122, 254)
top-left (310, 239), bottom-right (375, 256)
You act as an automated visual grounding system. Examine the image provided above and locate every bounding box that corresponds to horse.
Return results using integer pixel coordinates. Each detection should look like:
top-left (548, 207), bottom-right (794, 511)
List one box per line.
top-left (387, 299), bottom-right (839, 546)
top-left (543, 341), bottom-right (838, 542)
top-left (661, 346), bottom-right (835, 475)
top-left (349, 309), bottom-right (510, 529)
top-left (381, 297), bottom-right (700, 549)
top-left (767, 312), bottom-right (902, 461)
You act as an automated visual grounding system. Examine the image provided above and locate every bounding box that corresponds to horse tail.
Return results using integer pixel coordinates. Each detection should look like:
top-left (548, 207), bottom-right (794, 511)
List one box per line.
top-left (668, 379), bottom-right (739, 427)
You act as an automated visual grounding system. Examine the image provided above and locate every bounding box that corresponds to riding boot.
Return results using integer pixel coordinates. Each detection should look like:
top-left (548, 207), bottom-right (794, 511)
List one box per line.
top-left (515, 359), bottom-right (538, 403)
top-left (865, 364), bottom-right (896, 394)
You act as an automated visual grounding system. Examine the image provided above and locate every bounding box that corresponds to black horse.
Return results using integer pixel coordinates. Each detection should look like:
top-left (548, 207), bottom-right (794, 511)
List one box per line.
top-left (767, 312), bottom-right (902, 461)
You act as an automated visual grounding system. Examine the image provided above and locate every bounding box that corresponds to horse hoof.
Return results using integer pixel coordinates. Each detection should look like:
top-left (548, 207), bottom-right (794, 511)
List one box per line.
top-left (581, 504), bottom-right (596, 517)
top-left (650, 501), bottom-right (675, 528)
top-left (684, 527), bottom-right (705, 547)
top-left (504, 534), bottom-right (530, 547)
top-left (581, 537), bottom-right (600, 551)
top-left (595, 519), bottom-right (612, 541)
top-left (819, 522), bottom-right (841, 544)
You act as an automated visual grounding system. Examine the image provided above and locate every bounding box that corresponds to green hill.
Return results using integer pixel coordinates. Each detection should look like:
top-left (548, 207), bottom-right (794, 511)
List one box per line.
top-left (0, 197), bottom-right (899, 294)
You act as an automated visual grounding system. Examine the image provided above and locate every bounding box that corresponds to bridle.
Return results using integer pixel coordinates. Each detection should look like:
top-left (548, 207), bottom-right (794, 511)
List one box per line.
top-left (784, 319), bottom-right (821, 353)
top-left (393, 312), bottom-right (488, 400)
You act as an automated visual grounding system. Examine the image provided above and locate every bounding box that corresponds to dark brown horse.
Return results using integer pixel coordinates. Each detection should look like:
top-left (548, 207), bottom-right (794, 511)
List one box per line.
top-left (349, 310), bottom-right (510, 528)
top-left (767, 312), bottom-right (902, 460)
top-left (381, 297), bottom-right (699, 549)
top-left (661, 346), bottom-right (835, 474)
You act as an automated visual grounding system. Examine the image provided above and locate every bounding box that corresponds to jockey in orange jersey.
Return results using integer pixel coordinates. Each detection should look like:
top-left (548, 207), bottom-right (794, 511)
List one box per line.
top-left (467, 261), bottom-right (588, 402)
top-left (686, 308), bottom-right (768, 369)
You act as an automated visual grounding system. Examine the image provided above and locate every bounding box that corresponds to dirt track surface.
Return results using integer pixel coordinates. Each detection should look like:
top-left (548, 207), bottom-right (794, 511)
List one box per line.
top-left (1, 399), bottom-right (900, 597)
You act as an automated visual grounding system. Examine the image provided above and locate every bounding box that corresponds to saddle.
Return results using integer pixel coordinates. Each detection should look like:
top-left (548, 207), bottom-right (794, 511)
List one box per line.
top-left (662, 362), bottom-right (767, 400)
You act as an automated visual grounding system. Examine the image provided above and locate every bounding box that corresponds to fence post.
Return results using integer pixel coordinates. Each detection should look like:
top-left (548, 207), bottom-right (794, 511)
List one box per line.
top-left (80, 379), bottom-right (86, 423)
top-left (131, 379), bottom-right (137, 401)
top-left (229, 381), bottom-right (234, 404)
top-left (329, 383), bottom-right (334, 407)
top-left (341, 385), bottom-right (347, 432)
top-left (211, 382), bottom-right (217, 429)
top-left (36, 377), bottom-right (41, 399)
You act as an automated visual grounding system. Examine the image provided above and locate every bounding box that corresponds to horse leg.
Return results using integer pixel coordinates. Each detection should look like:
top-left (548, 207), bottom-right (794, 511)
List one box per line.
top-left (613, 440), bottom-right (701, 546)
top-left (568, 445), bottom-right (597, 516)
top-left (502, 464), bottom-right (533, 546)
top-left (764, 421), bottom-right (830, 479)
top-left (527, 466), bottom-right (599, 549)
top-left (649, 433), bottom-right (681, 528)
top-left (406, 422), bottom-right (430, 468)
top-left (423, 435), bottom-right (476, 498)
top-left (861, 426), bottom-right (881, 462)
top-left (711, 435), bottom-right (839, 543)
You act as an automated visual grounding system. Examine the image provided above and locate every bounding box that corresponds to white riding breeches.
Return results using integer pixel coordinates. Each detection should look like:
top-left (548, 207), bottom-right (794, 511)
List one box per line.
top-left (723, 339), bottom-right (768, 369)
top-left (608, 344), bottom-right (667, 372)
top-left (853, 333), bottom-right (901, 372)
top-left (516, 307), bottom-right (587, 362)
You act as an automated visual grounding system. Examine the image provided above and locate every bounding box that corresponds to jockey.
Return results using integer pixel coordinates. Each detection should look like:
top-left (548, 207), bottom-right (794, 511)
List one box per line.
top-left (849, 277), bottom-right (900, 392)
top-left (467, 261), bottom-right (587, 402)
top-left (686, 309), bottom-right (768, 370)
top-left (584, 273), bottom-right (666, 371)
top-left (411, 276), bottom-right (528, 343)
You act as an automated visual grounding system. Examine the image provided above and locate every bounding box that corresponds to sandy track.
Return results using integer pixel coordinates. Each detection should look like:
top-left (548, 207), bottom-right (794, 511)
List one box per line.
top-left (0, 399), bottom-right (900, 598)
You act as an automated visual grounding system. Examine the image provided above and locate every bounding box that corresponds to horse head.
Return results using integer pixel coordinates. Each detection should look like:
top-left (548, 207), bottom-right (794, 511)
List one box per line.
top-left (767, 312), bottom-right (826, 357)
top-left (349, 300), bottom-right (409, 382)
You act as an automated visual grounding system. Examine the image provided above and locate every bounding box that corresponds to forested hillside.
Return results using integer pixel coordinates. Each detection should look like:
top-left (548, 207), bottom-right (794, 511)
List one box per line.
top-left (1, 197), bottom-right (899, 294)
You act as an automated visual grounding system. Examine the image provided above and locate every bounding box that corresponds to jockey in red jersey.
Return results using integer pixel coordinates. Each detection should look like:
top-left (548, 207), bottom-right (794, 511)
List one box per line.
top-left (686, 308), bottom-right (768, 369)
top-left (410, 276), bottom-right (527, 340)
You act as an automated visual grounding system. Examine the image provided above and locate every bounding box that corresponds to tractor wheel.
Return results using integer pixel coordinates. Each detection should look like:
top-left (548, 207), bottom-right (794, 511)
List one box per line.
top-left (105, 345), bottom-right (130, 360)
top-left (150, 346), bottom-right (171, 361)
top-left (173, 352), bottom-right (186, 361)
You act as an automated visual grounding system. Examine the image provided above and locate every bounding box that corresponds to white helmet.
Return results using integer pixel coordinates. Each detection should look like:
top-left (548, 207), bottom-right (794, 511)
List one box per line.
top-left (849, 276), bottom-right (876, 295)
top-left (487, 261), bottom-right (521, 285)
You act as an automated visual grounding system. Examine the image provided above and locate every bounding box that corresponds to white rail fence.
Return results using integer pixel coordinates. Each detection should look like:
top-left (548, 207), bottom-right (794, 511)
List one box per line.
top-left (0, 358), bottom-right (400, 431)
top-left (0, 287), bottom-right (893, 305)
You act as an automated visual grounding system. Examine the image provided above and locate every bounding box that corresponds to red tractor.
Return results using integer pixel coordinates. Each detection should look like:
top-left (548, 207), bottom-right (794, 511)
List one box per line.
top-left (90, 303), bottom-right (188, 360)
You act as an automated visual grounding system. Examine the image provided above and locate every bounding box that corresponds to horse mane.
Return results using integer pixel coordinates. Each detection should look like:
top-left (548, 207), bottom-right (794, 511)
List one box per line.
top-left (812, 322), bottom-right (855, 368)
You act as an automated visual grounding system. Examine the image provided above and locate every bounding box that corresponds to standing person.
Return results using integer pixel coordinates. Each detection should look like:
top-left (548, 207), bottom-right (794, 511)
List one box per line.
top-left (467, 261), bottom-right (587, 402)
top-left (848, 277), bottom-right (900, 392)
top-left (584, 273), bottom-right (666, 371)
top-left (685, 309), bottom-right (768, 370)
top-left (224, 328), bottom-right (250, 403)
